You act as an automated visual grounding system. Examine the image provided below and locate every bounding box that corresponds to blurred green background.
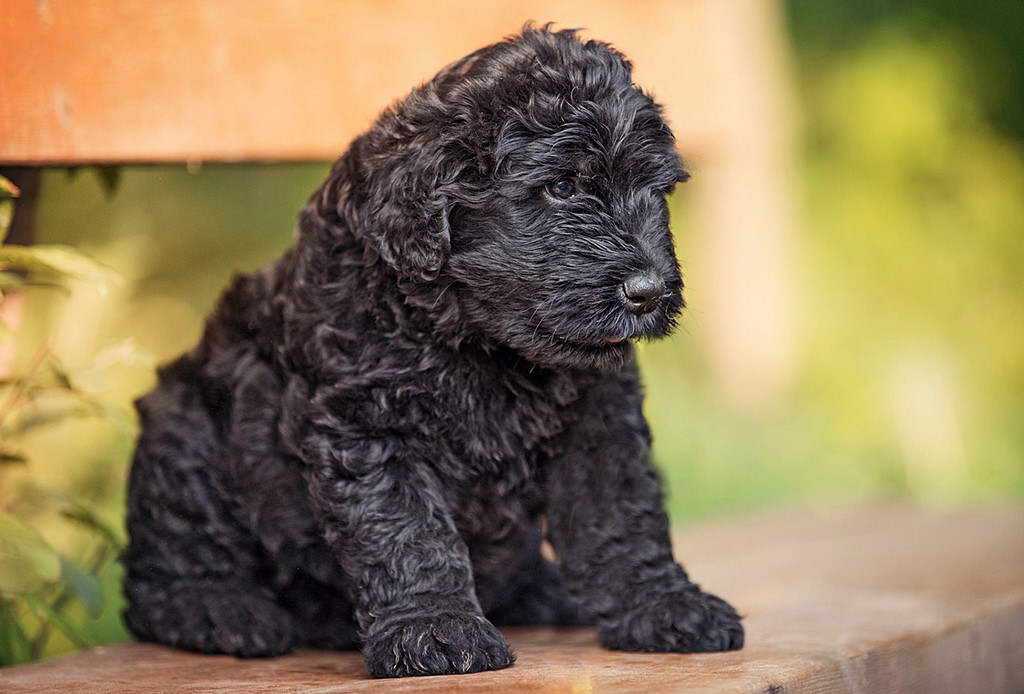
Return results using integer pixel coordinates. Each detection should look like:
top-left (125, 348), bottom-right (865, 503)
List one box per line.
top-left (2, 0), bottom-right (1022, 664)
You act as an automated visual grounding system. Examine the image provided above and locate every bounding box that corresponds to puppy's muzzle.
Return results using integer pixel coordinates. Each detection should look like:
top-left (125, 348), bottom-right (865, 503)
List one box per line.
top-left (621, 271), bottom-right (666, 314)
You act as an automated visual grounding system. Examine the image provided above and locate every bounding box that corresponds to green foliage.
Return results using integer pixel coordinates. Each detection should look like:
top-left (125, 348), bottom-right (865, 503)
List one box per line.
top-left (0, 500), bottom-right (117, 664)
top-left (784, 0), bottom-right (1024, 139)
top-left (0, 244), bottom-right (120, 295)
top-left (0, 177), bottom-right (19, 242)
top-left (0, 183), bottom-right (134, 666)
top-left (0, 512), bottom-right (61, 594)
top-left (58, 557), bottom-right (104, 618)
top-left (794, 24), bottom-right (1024, 501)
top-left (60, 503), bottom-right (125, 552)
top-left (0, 600), bottom-right (32, 665)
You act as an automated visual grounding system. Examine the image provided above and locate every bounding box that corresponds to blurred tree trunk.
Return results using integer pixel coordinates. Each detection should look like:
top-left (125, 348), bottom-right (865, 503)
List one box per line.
top-left (689, 0), bottom-right (798, 411)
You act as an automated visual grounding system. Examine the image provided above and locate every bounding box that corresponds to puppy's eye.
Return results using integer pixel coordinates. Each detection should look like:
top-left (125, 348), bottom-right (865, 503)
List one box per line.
top-left (547, 179), bottom-right (576, 200)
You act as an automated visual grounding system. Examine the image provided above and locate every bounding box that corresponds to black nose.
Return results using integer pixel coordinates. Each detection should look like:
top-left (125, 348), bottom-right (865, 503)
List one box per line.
top-left (621, 272), bottom-right (666, 314)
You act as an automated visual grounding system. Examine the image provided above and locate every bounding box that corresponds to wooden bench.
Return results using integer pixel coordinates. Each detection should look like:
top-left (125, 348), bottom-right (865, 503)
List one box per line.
top-left (3, 505), bottom-right (1022, 693)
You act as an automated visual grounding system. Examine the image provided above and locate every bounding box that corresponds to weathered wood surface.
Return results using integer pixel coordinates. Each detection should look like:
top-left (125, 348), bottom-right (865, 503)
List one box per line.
top-left (0, 0), bottom-right (747, 164)
top-left (2, 504), bottom-right (1022, 693)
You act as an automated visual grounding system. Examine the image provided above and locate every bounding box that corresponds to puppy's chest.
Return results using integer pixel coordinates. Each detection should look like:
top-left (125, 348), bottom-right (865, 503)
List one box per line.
top-left (372, 356), bottom-right (588, 475)
top-left (452, 371), bottom-right (580, 466)
top-left (438, 368), bottom-right (579, 532)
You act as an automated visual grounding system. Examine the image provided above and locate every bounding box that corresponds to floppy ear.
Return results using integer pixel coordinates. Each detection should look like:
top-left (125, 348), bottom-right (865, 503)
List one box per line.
top-left (321, 58), bottom-right (485, 284)
top-left (351, 134), bottom-right (456, 282)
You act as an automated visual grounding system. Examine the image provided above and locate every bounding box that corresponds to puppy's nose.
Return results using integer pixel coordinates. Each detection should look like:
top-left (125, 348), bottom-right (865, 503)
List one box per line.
top-left (621, 272), bottom-right (666, 314)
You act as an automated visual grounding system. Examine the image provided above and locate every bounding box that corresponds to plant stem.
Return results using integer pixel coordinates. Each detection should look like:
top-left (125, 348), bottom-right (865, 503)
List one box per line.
top-left (0, 343), bottom-right (51, 427)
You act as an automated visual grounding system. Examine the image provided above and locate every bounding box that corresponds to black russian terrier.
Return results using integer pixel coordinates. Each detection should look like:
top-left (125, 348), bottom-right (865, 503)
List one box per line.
top-left (122, 26), bottom-right (744, 678)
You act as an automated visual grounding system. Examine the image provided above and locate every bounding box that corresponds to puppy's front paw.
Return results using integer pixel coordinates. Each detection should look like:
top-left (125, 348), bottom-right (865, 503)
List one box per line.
top-left (363, 611), bottom-right (514, 678)
top-left (600, 588), bottom-right (744, 653)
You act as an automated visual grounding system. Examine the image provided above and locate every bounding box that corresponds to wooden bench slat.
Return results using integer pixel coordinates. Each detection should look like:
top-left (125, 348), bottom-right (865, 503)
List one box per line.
top-left (2, 504), bottom-right (1022, 693)
top-left (0, 0), bottom-right (724, 164)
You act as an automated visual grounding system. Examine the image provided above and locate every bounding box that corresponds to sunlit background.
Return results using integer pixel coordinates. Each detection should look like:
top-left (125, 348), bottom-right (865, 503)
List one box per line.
top-left (2, 0), bottom-right (1022, 663)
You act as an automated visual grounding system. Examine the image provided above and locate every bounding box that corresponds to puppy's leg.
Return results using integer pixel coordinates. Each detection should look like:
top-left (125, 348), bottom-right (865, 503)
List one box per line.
top-left (545, 365), bottom-right (744, 653)
top-left (487, 552), bottom-right (592, 627)
top-left (298, 436), bottom-right (513, 678)
top-left (123, 372), bottom-right (299, 657)
top-left (278, 571), bottom-right (360, 651)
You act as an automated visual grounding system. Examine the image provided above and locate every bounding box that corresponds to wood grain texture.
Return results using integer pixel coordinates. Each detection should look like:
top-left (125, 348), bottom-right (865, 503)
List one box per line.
top-left (0, 0), bottom-right (735, 164)
top-left (2, 504), bottom-right (1022, 693)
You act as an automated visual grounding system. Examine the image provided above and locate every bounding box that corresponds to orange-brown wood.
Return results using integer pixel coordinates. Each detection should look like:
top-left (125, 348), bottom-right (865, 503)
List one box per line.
top-left (1, 0), bottom-right (729, 164)
top-left (2, 505), bottom-right (1022, 693)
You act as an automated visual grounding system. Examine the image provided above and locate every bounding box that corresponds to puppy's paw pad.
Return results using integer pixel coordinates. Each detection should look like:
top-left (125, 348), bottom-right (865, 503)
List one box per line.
top-left (600, 589), bottom-right (744, 653)
top-left (365, 611), bottom-right (514, 678)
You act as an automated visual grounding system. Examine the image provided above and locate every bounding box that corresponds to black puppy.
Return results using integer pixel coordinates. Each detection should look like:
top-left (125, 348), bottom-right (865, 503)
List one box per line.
top-left (122, 26), bottom-right (743, 678)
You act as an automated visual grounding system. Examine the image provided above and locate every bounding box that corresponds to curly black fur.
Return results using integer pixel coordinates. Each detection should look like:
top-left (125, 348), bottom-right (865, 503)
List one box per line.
top-left (122, 25), bottom-right (743, 678)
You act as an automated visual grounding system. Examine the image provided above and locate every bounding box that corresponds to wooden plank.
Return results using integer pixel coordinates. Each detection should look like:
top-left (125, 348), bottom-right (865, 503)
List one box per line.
top-left (2, 504), bottom-right (1022, 693)
top-left (0, 0), bottom-right (728, 164)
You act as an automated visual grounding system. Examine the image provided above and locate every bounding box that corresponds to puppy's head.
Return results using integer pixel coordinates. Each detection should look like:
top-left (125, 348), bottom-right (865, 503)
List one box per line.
top-left (329, 26), bottom-right (686, 370)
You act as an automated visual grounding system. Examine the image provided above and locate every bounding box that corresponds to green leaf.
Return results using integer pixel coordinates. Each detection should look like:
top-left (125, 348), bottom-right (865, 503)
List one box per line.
top-left (0, 512), bottom-right (61, 595)
top-left (59, 505), bottom-right (125, 551)
top-left (0, 176), bottom-right (20, 243)
top-left (0, 272), bottom-right (68, 292)
top-left (0, 271), bottom-right (25, 288)
top-left (58, 557), bottom-right (103, 617)
top-left (22, 594), bottom-right (92, 648)
top-left (0, 599), bottom-right (33, 666)
top-left (0, 245), bottom-right (121, 292)
top-left (0, 450), bottom-right (27, 465)
top-left (48, 360), bottom-right (74, 391)
top-left (0, 176), bottom-right (19, 200)
top-left (0, 200), bottom-right (13, 242)
top-left (1, 403), bottom-right (94, 438)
